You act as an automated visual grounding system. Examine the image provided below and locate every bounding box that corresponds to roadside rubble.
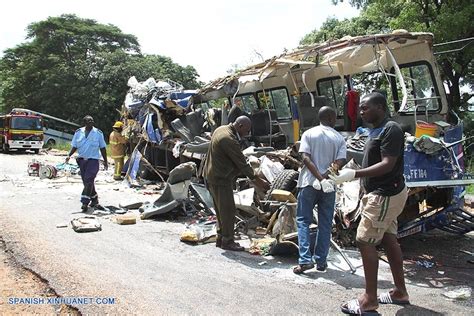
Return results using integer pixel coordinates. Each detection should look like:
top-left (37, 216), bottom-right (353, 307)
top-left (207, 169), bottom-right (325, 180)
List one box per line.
top-left (442, 287), bottom-right (472, 301)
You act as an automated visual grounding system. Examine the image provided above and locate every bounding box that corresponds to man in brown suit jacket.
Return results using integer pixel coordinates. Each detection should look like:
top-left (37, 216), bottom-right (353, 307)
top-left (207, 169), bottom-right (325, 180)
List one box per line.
top-left (204, 116), bottom-right (268, 251)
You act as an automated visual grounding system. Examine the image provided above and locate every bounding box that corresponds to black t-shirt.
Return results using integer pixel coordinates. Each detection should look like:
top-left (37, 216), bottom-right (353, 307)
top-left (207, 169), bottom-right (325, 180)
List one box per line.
top-left (362, 120), bottom-right (405, 196)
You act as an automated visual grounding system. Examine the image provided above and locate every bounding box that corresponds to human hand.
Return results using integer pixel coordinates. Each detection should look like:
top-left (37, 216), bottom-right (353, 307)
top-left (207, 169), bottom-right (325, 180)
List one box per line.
top-left (312, 179), bottom-right (321, 190)
top-left (103, 161), bottom-right (108, 171)
top-left (329, 169), bottom-right (356, 185)
top-left (65, 156), bottom-right (71, 164)
top-left (320, 179), bottom-right (335, 193)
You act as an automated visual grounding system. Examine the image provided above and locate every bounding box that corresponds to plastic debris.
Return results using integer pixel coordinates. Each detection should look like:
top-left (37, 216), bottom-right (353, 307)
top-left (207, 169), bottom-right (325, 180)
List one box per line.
top-left (442, 287), bottom-right (472, 300)
top-left (416, 259), bottom-right (435, 268)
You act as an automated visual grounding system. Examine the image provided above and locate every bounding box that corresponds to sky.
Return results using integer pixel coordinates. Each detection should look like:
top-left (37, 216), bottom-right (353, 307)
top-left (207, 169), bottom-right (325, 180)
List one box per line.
top-left (0, 0), bottom-right (359, 83)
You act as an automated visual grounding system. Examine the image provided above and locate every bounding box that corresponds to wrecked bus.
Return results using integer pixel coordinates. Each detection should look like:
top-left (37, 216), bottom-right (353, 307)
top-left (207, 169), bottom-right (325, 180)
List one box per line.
top-left (192, 31), bottom-right (474, 239)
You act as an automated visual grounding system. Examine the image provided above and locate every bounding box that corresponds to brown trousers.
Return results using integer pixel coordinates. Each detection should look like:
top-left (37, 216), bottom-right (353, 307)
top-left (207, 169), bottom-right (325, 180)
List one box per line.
top-left (207, 182), bottom-right (236, 242)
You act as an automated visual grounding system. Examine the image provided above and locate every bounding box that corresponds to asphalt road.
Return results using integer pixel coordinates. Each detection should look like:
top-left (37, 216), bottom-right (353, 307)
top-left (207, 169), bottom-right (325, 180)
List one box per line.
top-left (0, 152), bottom-right (472, 315)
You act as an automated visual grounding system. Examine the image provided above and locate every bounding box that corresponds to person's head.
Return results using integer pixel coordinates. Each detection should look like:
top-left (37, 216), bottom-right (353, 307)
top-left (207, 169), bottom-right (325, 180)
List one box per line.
top-left (318, 106), bottom-right (337, 127)
top-left (83, 115), bottom-right (94, 130)
top-left (112, 121), bottom-right (123, 132)
top-left (233, 98), bottom-right (242, 107)
top-left (359, 92), bottom-right (387, 125)
top-left (233, 115), bottom-right (252, 137)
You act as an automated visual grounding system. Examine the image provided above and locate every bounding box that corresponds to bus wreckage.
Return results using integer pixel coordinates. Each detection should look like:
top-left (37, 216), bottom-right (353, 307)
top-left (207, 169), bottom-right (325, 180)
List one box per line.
top-left (120, 31), bottom-right (473, 247)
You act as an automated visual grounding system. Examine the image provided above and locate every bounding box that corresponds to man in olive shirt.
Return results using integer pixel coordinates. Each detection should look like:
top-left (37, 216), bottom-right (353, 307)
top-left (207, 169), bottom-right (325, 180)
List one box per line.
top-left (204, 116), bottom-right (268, 251)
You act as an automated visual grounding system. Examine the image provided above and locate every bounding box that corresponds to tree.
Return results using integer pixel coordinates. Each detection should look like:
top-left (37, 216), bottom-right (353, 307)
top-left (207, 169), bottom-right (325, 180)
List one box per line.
top-left (0, 14), bottom-right (202, 135)
top-left (0, 15), bottom-right (140, 130)
top-left (304, 1), bottom-right (473, 111)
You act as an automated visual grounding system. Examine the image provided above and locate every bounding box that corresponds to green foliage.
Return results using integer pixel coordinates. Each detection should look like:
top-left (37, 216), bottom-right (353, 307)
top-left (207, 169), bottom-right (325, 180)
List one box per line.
top-left (303, 0), bottom-right (473, 113)
top-left (0, 14), bottom-right (202, 136)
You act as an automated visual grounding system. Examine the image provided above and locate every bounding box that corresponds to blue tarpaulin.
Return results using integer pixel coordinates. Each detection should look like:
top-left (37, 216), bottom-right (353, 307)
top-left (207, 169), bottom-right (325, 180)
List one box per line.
top-left (143, 113), bottom-right (162, 143)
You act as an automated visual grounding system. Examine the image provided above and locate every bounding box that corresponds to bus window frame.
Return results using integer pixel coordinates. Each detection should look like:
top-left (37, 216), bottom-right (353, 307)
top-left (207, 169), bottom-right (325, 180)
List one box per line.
top-left (238, 86), bottom-right (291, 120)
top-left (233, 93), bottom-right (259, 114)
top-left (316, 76), bottom-right (351, 117)
top-left (389, 60), bottom-right (442, 114)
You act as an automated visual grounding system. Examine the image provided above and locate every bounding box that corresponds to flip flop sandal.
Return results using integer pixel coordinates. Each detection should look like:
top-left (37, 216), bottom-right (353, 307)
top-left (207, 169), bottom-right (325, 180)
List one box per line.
top-left (292, 263), bottom-right (314, 274)
top-left (378, 292), bottom-right (410, 305)
top-left (340, 299), bottom-right (379, 315)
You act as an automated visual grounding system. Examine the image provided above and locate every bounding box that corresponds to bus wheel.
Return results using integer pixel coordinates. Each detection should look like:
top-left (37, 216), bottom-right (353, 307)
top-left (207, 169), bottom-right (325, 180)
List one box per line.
top-left (265, 169), bottom-right (299, 200)
top-left (33, 149), bottom-right (40, 154)
top-left (46, 139), bottom-right (56, 148)
top-left (2, 143), bottom-right (10, 154)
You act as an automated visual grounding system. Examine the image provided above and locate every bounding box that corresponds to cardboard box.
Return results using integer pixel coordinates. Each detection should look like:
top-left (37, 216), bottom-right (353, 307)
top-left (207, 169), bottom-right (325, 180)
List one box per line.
top-left (271, 189), bottom-right (296, 203)
top-left (115, 214), bottom-right (137, 225)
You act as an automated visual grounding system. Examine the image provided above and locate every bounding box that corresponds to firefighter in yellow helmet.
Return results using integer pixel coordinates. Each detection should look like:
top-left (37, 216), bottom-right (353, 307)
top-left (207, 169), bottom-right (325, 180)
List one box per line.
top-left (109, 121), bottom-right (128, 180)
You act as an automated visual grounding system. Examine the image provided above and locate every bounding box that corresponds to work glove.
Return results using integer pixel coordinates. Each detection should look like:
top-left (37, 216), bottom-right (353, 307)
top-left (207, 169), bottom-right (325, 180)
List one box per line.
top-left (329, 169), bottom-right (356, 185)
top-left (312, 179), bottom-right (321, 190)
top-left (320, 179), bottom-right (335, 193)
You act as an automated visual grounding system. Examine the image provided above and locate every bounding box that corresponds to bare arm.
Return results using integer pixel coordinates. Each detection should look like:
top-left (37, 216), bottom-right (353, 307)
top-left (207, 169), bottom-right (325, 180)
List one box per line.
top-left (100, 147), bottom-right (108, 170)
top-left (65, 147), bottom-right (77, 163)
top-left (301, 153), bottom-right (325, 181)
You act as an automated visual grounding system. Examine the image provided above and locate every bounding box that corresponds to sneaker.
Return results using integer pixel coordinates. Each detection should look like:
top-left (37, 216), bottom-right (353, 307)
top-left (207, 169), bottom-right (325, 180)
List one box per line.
top-left (316, 262), bottom-right (328, 272)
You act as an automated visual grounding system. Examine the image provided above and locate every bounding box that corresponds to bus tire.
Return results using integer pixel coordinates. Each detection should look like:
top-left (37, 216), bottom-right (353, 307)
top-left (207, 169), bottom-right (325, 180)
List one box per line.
top-left (46, 139), bottom-right (56, 148)
top-left (2, 143), bottom-right (10, 154)
top-left (266, 169), bottom-right (299, 199)
top-left (33, 149), bottom-right (40, 154)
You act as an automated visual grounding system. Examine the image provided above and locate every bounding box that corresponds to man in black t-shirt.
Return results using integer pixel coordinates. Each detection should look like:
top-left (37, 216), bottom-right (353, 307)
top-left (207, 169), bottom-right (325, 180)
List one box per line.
top-left (331, 92), bottom-right (409, 315)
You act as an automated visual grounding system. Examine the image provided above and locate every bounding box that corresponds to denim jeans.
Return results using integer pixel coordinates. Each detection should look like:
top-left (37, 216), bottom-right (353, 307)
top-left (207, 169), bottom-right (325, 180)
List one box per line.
top-left (296, 186), bottom-right (336, 266)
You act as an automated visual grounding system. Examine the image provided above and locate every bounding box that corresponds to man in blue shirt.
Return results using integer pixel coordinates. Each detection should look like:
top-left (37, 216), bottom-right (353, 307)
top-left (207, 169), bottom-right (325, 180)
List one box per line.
top-left (66, 115), bottom-right (108, 211)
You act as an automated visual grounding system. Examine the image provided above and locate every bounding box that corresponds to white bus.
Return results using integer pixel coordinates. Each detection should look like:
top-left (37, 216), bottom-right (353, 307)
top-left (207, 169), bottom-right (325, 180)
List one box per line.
top-left (11, 108), bottom-right (80, 147)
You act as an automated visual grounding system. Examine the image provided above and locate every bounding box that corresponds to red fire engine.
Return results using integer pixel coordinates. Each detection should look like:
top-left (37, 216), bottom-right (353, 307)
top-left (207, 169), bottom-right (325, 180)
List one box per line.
top-left (0, 109), bottom-right (44, 153)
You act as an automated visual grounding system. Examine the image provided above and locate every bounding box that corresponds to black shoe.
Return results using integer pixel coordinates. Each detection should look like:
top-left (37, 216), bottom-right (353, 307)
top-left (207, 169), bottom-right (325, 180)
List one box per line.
top-left (221, 241), bottom-right (244, 251)
top-left (293, 263), bottom-right (314, 274)
top-left (90, 199), bottom-right (99, 208)
top-left (91, 203), bottom-right (105, 210)
top-left (316, 262), bottom-right (328, 272)
top-left (81, 204), bottom-right (88, 212)
top-left (216, 236), bottom-right (222, 248)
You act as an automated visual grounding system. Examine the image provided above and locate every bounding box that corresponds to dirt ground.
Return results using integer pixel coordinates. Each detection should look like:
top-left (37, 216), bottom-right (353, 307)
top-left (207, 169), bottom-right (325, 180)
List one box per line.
top-left (0, 239), bottom-right (79, 315)
top-left (399, 230), bottom-right (473, 307)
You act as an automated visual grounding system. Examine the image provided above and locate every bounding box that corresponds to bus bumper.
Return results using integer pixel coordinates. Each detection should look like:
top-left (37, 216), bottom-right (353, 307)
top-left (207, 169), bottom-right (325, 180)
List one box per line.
top-left (8, 140), bottom-right (44, 150)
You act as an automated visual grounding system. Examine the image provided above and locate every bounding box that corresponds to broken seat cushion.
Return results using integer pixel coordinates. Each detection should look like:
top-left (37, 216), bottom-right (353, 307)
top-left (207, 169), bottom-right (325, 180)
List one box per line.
top-left (71, 216), bottom-right (102, 233)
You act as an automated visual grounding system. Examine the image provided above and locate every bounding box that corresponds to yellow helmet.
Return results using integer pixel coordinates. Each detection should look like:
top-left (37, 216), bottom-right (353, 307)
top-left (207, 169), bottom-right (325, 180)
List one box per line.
top-left (113, 121), bottom-right (124, 128)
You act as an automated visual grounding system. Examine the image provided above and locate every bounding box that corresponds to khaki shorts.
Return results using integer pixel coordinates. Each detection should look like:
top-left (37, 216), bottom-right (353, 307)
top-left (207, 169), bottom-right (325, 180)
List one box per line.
top-left (356, 186), bottom-right (408, 245)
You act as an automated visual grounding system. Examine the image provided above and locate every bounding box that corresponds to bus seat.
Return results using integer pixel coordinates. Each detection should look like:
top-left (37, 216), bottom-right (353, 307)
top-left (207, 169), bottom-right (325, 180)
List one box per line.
top-left (296, 94), bottom-right (329, 131)
top-left (250, 109), bottom-right (287, 149)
